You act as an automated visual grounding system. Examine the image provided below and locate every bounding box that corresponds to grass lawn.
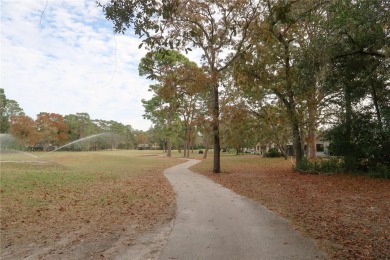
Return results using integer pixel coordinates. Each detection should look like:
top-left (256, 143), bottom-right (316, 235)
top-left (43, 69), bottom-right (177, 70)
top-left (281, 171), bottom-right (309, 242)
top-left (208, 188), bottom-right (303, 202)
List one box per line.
top-left (0, 150), bottom-right (183, 259)
top-left (3, 150), bottom-right (388, 259)
top-left (191, 154), bottom-right (390, 259)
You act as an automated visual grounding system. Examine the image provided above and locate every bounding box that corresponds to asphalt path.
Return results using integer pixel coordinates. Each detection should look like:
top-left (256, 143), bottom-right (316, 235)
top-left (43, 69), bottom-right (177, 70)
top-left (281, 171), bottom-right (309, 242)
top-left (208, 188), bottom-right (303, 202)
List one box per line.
top-left (159, 159), bottom-right (326, 260)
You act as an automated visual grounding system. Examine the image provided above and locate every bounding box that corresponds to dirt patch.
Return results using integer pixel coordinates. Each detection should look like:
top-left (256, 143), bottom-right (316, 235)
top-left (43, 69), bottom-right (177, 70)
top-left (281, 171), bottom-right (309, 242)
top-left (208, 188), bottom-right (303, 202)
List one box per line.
top-left (192, 157), bottom-right (390, 259)
top-left (0, 160), bottom-right (52, 164)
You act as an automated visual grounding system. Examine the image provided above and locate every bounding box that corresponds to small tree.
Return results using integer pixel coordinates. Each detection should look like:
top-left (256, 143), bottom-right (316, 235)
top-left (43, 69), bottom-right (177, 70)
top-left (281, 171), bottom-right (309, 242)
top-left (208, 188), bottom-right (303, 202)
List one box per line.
top-left (0, 88), bottom-right (25, 133)
top-left (10, 115), bottom-right (39, 148)
top-left (140, 50), bottom-right (207, 157)
top-left (35, 112), bottom-right (69, 151)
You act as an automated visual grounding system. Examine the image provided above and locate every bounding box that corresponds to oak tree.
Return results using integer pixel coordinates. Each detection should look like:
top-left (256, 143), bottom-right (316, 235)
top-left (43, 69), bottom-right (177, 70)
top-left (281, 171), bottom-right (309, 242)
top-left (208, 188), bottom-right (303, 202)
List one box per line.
top-left (101, 0), bottom-right (260, 172)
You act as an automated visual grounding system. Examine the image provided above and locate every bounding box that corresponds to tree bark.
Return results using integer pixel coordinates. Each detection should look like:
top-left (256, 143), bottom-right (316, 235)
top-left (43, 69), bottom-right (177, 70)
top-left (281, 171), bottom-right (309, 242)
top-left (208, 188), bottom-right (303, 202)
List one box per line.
top-left (212, 82), bottom-right (221, 173)
top-left (277, 144), bottom-right (288, 160)
top-left (167, 109), bottom-right (172, 157)
top-left (307, 99), bottom-right (317, 159)
top-left (344, 84), bottom-right (354, 171)
top-left (186, 128), bottom-right (191, 157)
top-left (292, 119), bottom-right (304, 165)
top-left (204, 147), bottom-right (209, 159)
top-left (203, 135), bottom-right (209, 159)
top-left (284, 43), bottom-right (304, 166)
top-left (184, 128), bottom-right (190, 158)
top-left (371, 83), bottom-right (383, 130)
top-left (162, 141), bottom-right (166, 153)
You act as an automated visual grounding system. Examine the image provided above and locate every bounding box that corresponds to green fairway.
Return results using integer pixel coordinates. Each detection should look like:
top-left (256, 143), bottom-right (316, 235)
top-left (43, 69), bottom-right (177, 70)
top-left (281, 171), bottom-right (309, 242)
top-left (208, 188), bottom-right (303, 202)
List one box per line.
top-left (1, 150), bottom-right (177, 192)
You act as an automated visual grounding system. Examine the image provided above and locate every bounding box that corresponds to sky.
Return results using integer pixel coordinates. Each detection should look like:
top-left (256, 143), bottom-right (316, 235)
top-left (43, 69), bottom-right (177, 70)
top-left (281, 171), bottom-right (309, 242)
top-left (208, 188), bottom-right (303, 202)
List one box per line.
top-left (1, 0), bottom-right (200, 131)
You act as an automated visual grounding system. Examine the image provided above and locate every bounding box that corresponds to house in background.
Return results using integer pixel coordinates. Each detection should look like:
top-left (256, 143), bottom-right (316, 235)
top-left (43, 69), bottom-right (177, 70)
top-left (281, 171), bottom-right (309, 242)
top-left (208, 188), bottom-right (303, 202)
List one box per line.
top-left (150, 143), bottom-right (160, 150)
top-left (137, 143), bottom-right (150, 150)
top-left (255, 139), bottom-right (330, 157)
top-left (254, 143), bottom-right (277, 155)
top-left (285, 139), bottom-right (330, 157)
top-left (137, 143), bottom-right (160, 150)
top-left (311, 140), bottom-right (329, 157)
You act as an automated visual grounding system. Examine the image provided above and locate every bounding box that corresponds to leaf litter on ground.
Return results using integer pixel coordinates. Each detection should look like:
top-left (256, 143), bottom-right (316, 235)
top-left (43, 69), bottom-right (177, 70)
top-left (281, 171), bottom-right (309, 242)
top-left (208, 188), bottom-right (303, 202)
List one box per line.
top-left (191, 155), bottom-right (390, 259)
top-left (0, 151), bottom-right (182, 259)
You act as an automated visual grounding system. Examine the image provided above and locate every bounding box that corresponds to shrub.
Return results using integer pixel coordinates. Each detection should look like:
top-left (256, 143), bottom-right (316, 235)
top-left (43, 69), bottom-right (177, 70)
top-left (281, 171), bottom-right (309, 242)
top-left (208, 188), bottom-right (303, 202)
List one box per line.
top-left (368, 163), bottom-right (390, 179)
top-left (325, 113), bottom-right (390, 176)
top-left (264, 148), bottom-right (282, 158)
top-left (296, 157), bottom-right (345, 174)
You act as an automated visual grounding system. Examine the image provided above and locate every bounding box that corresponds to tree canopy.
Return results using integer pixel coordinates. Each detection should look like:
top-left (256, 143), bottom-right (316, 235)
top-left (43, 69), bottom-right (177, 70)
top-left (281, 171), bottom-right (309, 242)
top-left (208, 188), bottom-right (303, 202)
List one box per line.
top-left (3, 0), bottom-right (389, 177)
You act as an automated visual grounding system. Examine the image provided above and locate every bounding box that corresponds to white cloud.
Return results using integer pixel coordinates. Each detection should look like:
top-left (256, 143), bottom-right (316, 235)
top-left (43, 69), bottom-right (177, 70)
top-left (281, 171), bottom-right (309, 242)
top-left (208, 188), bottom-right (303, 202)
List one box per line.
top-left (1, 0), bottom-right (153, 130)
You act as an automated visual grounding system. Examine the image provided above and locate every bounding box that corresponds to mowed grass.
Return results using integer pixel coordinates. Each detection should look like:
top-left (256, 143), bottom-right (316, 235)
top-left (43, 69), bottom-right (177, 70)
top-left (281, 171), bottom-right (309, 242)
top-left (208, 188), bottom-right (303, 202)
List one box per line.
top-left (0, 150), bottom-right (183, 259)
top-left (191, 154), bottom-right (390, 259)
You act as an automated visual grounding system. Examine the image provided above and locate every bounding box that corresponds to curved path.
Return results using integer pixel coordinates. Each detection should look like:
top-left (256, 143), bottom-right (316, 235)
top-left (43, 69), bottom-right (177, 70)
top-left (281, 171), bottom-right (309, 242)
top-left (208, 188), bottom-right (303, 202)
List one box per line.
top-left (159, 159), bottom-right (325, 260)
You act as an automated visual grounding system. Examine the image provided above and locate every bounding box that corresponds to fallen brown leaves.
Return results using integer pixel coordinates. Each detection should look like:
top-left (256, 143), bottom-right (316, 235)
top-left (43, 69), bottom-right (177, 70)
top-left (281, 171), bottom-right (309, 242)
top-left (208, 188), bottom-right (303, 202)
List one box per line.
top-left (192, 156), bottom-right (390, 259)
top-left (1, 154), bottom-right (181, 259)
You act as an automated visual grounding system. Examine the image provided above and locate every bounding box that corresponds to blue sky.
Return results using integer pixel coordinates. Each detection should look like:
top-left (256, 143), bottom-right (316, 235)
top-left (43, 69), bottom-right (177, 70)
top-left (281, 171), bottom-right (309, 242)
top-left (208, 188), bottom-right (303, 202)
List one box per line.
top-left (0, 0), bottom-right (167, 131)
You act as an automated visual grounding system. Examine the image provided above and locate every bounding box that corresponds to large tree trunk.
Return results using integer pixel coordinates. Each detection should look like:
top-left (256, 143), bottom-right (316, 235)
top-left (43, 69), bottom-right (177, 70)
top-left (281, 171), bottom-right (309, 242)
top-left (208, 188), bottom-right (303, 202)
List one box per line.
top-left (212, 82), bottom-right (221, 173)
top-left (292, 120), bottom-right (304, 165)
top-left (307, 99), bottom-right (317, 159)
top-left (284, 43), bottom-right (304, 166)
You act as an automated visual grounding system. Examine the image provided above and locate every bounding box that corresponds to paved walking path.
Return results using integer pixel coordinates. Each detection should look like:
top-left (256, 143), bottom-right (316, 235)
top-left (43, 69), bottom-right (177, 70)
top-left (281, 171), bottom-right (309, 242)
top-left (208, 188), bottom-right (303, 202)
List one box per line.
top-left (159, 159), bottom-right (326, 260)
